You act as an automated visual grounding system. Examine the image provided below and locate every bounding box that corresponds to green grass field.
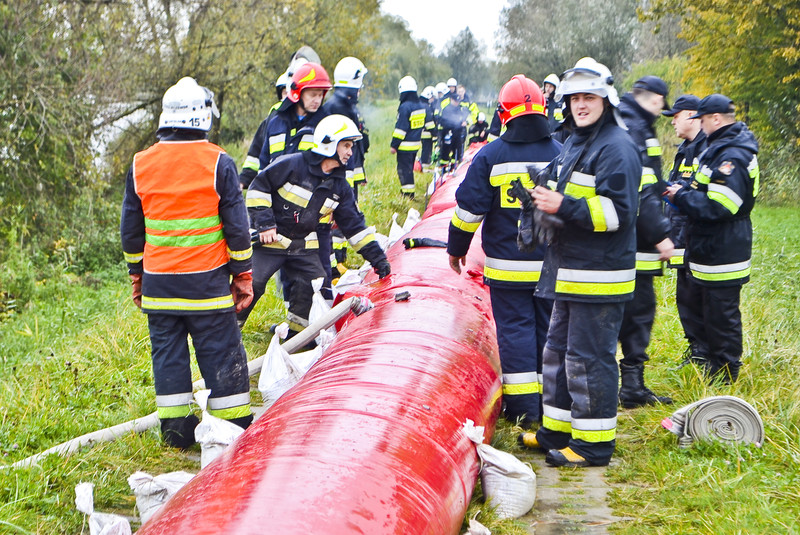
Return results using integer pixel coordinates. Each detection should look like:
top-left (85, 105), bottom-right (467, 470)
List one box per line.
top-left (1, 101), bottom-right (798, 533)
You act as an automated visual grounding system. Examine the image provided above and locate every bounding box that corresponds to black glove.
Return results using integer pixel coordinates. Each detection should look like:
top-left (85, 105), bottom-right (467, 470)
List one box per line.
top-left (373, 259), bottom-right (391, 279)
top-left (528, 165), bottom-right (564, 246)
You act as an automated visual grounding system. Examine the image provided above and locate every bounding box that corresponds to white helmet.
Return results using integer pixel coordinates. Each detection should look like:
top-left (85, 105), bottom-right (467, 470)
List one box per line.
top-left (446, 77), bottom-right (457, 87)
top-left (312, 114), bottom-right (362, 157)
top-left (276, 70), bottom-right (289, 89)
top-left (334, 57), bottom-right (368, 89)
top-left (158, 76), bottom-right (219, 132)
top-left (435, 82), bottom-right (448, 96)
top-left (477, 112), bottom-right (486, 122)
top-left (543, 73), bottom-right (560, 90)
top-left (398, 75), bottom-right (417, 93)
top-left (556, 57), bottom-right (619, 106)
top-left (421, 86), bottom-right (435, 99)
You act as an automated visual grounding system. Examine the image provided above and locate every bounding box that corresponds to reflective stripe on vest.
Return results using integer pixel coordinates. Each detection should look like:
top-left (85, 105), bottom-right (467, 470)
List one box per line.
top-left (555, 268), bottom-right (636, 296)
top-left (484, 257), bottom-right (542, 283)
top-left (133, 140), bottom-right (229, 275)
top-left (689, 259), bottom-right (751, 282)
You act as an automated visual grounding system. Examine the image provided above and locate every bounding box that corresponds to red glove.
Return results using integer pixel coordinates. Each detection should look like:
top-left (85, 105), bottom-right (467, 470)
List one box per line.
top-left (130, 273), bottom-right (142, 308)
top-left (231, 271), bottom-right (254, 313)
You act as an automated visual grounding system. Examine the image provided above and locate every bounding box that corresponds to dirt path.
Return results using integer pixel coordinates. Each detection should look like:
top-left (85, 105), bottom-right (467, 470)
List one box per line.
top-left (519, 456), bottom-right (629, 534)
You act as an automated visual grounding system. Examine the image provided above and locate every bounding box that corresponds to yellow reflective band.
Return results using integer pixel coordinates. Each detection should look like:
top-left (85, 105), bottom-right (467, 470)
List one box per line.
top-left (749, 157), bottom-right (760, 197)
top-left (586, 196), bottom-right (608, 232)
top-left (572, 427), bottom-right (616, 443)
top-left (556, 279), bottom-right (635, 295)
top-left (393, 128), bottom-right (406, 139)
top-left (400, 184), bottom-right (416, 192)
top-left (142, 295), bottom-right (234, 311)
top-left (228, 246), bottom-right (252, 261)
top-left (451, 208), bottom-right (483, 233)
top-left (269, 141), bottom-right (286, 154)
top-left (707, 183), bottom-right (743, 214)
top-left (410, 110), bottom-right (426, 129)
top-left (298, 141), bottom-right (314, 151)
top-left (398, 141), bottom-right (421, 151)
top-left (646, 138), bottom-right (662, 156)
top-left (352, 233), bottom-right (374, 251)
top-left (554, 109), bottom-right (563, 121)
top-left (124, 251), bottom-right (143, 263)
top-left (696, 166), bottom-right (712, 184)
top-left (157, 405), bottom-right (192, 419)
top-left (690, 261), bottom-right (751, 282)
top-left (318, 214), bottom-right (332, 224)
top-left (242, 155), bottom-right (260, 172)
top-left (636, 259), bottom-right (663, 272)
top-left (503, 382), bottom-right (542, 395)
top-left (484, 265), bottom-right (540, 283)
top-left (208, 404), bottom-right (252, 420)
top-left (543, 415), bottom-right (572, 434)
top-left (246, 197), bottom-right (272, 208)
top-left (278, 184), bottom-right (312, 208)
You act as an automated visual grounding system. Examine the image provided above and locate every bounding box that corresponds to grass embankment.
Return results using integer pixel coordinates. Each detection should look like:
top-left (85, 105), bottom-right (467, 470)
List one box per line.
top-left (1, 100), bottom-right (798, 534)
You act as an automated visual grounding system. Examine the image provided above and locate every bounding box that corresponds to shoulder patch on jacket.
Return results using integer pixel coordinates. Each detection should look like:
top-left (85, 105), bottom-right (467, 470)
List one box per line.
top-left (718, 161), bottom-right (735, 175)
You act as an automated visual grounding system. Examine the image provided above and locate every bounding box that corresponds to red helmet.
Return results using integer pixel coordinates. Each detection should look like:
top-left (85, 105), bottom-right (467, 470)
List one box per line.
top-left (498, 75), bottom-right (546, 125)
top-left (288, 62), bottom-right (332, 103)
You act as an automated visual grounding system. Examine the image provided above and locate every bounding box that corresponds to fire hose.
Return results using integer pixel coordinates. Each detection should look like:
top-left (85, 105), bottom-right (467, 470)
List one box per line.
top-left (661, 395), bottom-right (765, 448)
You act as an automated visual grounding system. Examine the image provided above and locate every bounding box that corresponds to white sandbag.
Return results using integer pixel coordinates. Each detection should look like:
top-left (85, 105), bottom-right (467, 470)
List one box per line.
top-left (128, 471), bottom-right (195, 525)
top-left (375, 232), bottom-right (390, 252)
top-left (193, 390), bottom-right (245, 468)
top-left (387, 213), bottom-right (405, 247)
top-left (257, 324), bottom-right (295, 408)
top-left (333, 269), bottom-right (366, 297)
top-left (75, 482), bottom-right (132, 535)
top-left (309, 277), bottom-right (335, 345)
top-left (402, 208), bottom-right (421, 232)
top-left (89, 513), bottom-right (132, 535)
top-left (463, 419), bottom-right (536, 519)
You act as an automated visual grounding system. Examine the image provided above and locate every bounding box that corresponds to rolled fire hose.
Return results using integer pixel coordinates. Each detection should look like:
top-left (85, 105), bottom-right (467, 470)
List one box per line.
top-left (661, 395), bottom-right (765, 448)
top-left (4, 295), bottom-right (372, 470)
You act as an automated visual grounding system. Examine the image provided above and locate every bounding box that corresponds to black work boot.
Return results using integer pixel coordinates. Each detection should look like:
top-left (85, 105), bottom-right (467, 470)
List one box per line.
top-left (704, 361), bottom-right (741, 385)
top-left (619, 363), bottom-right (673, 409)
top-left (160, 414), bottom-right (200, 449)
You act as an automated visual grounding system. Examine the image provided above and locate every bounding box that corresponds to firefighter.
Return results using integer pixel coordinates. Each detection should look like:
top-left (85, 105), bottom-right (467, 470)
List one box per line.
top-left (258, 61), bottom-right (332, 168)
top-left (238, 71), bottom-right (289, 190)
top-left (468, 111), bottom-right (489, 144)
top-left (239, 115), bottom-right (391, 333)
top-left (616, 75), bottom-right (675, 408)
top-left (321, 56), bottom-right (370, 200)
top-left (419, 85), bottom-right (437, 171)
top-left (542, 73), bottom-right (564, 133)
top-left (661, 95), bottom-right (708, 367)
top-left (529, 58), bottom-right (641, 467)
top-left (666, 94), bottom-right (759, 384)
top-left (390, 76), bottom-right (426, 198)
top-left (437, 93), bottom-right (468, 172)
top-left (447, 75), bottom-right (562, 428)
top-left (121, 77), bottom-right (254, 448)
top-left (455, 84), bottom-right (480, 161)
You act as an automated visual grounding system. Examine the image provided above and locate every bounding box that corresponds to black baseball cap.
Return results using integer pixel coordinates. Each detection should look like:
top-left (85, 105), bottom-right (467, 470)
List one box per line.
top-left (633, 75), bottom-right (670, 109)
top-left (662, 94), bottom-right (701, 117)
top-left (689, 94), bottom-right (735, 118)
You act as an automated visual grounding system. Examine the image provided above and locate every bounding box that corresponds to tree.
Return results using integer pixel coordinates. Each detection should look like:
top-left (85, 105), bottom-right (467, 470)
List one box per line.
top-left (441, 28), bottom-right (491, 98)
top-left (643, 0), bottom-right (800, 153)
top-left (497, 0), bottom-right (639, 85)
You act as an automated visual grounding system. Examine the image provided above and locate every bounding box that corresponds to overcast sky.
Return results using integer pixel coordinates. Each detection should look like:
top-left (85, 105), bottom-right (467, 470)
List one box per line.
top-left (380, 0), bottom-right (509, 59)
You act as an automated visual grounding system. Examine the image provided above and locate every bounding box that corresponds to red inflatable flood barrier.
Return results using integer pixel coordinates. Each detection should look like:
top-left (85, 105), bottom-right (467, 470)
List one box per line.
top-left (138, 144), bottom-right (501, 534)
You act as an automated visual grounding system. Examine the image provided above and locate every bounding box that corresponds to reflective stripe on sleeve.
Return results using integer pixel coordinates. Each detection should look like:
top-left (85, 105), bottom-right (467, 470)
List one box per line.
top-left (646, 138), bottom-right (662, 157)
top-left (242, 155), bottom-right (260, 172)
top-left (586, 195), bottom-right (619, 232)
top-left (451, 206), bottom-right (484, 232)
top-left (348, 226), bottom-right (377, 251)
top-left (392, 128), bottom-right (406, 139)
top-left (707, 183), bottom-right (743, 214)
top-left (228, 246), bottom-right (253, 262)
top-left (245, 190), bottom-right (272, 208)
top-left (124, 251), bottom-right (143, 263)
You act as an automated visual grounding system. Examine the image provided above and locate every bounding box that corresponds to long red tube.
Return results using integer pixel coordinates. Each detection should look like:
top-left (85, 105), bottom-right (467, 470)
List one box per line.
top-left (138, 144), bottom-right (500, 534)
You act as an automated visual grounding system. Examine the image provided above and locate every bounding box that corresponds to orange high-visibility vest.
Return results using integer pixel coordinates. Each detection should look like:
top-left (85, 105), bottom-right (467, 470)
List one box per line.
top-left (133, 140), bottom-right (229, 274)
